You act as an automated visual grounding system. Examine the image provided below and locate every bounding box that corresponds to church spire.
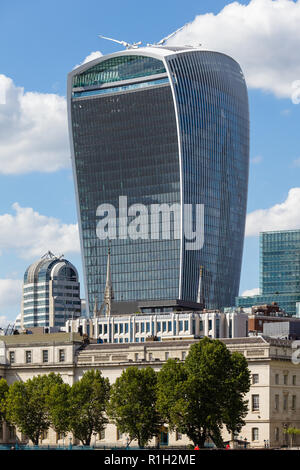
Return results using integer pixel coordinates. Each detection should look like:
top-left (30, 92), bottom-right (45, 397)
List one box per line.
top-left (99, 240), bottom-right (114, 317)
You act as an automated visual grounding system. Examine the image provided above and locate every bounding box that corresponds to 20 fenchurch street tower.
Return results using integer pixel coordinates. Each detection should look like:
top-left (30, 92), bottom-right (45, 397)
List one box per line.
top-left (67, 46), bottom-right (249, 315)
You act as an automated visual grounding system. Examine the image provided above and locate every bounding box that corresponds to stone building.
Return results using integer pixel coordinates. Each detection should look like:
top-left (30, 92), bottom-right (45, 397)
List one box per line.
top-left (0, 333), bottom-right (300, 448)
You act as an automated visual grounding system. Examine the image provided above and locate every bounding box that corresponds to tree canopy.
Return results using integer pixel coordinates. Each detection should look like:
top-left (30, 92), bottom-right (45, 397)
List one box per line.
top-left (107, 366), bottom-right (162, 448)
top-left (157, 337), bottom-right (250, 448)
top-left (0, 378), bottom-right (9, 425)
top-left (68, 369), bottom-right (110, 446)
top-left (6, 373), bottom-right (63, 445)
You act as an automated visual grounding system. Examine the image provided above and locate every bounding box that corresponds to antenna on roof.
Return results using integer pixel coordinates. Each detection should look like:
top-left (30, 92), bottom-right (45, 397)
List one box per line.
top-left (147, 24), bottom-right (188, 47)
top-left (99, 35), bottom-right (142, 49)
top-left (41, 251), bottom-right (57, 260)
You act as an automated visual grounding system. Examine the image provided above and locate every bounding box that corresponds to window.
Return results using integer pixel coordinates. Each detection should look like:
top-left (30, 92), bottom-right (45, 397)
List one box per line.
top-left (9, 351), bottom-right (15, 364)
top-left (99, 430), bottom-right (105, 440)
top-left (252, 428), bottom-right (259, 441)
top-left (292, 395), bottom-right (296, 410)
top-left (165, 352), bottom-right (169, 360)
top-left (293, 375), bottom-right (296, 385)
top-left (275, 374), bottom-right (279, 385)
top-left (119, 323), bottom-right (123, 334)
top-left (283, 395), bottom-right (288, 410)
top-left (252, 394), bottom-right (259, 411)
top-left (275, 394), bottom-right (279, 410)
top-left (149, 353), bottom-right (153, 361)
top-left (284, 375), bottom-right (288, 385)
top-left (59, 349), bottom-right (65, 362)
top-left (42, 350), bottom-right (48, 363)
top-left (25, 351), bottom-right (32, 364)
top-left (199, 320), bottom-right (203, 331)
top-left (275, 427), bottom-right (279, 441)
top-left (135, 353), bottom-right (139, 361)
top-left (252, 374), bottom-right (259, 384)
top-left (176, 432), bottom-right (182, 441)
top-left (117, 430), bottom-right (123, 440)
top-left (182, 351), bottom-right (186, 360)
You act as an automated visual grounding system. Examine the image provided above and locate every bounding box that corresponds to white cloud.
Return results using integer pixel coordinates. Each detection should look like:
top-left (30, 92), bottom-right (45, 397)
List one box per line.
top-left (74, 51), bottom-right (103, 69)
top-left (246, 187), bottom-right (300, 236)
top-left (0, 74), bottom-right (70, 174)
top-left (241, 288), bottom-right (260, 297)
top-left (0, 203), bottom-right (80, 259)
top-left (0, 279), bottom-right (22, 321)
top-left (292, 158), bottom-right (300, 167)
top-left (167, 0), bottom-right (300, 99)
top-left (251, 155), bottom-right (263, 165)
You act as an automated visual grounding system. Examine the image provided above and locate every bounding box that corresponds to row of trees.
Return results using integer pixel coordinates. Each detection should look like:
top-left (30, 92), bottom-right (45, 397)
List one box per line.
top-left (0, 338), bottom-right (251, 448)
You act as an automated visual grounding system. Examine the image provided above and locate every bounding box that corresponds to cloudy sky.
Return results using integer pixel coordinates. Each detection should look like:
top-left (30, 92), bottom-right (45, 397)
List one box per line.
top-left (0, 0), bottom-right (300, 325)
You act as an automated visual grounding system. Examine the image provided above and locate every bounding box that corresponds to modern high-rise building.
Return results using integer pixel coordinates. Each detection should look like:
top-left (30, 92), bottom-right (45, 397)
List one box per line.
top-left (236, 230), bottom-right (300, 315)
top-left (21, 252), bottom-right (81, 328)
top-left (68, 46), bottom-right (249, 316)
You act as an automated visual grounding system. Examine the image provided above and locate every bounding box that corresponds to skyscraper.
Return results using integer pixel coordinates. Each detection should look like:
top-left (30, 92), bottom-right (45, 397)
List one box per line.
top-left (237, 230), bottom-right (300, 315)
top-left (21, 252), bottom-right (81, 328)
top-left (68, 46), bottom-right (249, 316)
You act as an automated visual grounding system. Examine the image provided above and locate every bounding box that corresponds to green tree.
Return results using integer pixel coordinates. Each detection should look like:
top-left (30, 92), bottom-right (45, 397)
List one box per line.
top-left (68, 369), bottom-right (110, 446)
top-left (157, 337), bottom-right (250, 448)
top-left (222, 352), bottom-right (251, 440)
top-left (284, 427), bottom-right (300, 448)
top-left (107, 366), bottom-right (162, 448)
top-left (46, 382), bottom-right (71, 438)
top-left (6, 373), bottom-right (63, 445)
top-left (0, 378), bottom-right (9, 425)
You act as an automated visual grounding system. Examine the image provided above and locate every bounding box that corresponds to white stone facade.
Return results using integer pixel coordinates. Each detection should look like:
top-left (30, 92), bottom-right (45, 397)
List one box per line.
top-left (65, 310), bottom-right (249, 343)
top-left (1, 334), bottom-right (300, 448)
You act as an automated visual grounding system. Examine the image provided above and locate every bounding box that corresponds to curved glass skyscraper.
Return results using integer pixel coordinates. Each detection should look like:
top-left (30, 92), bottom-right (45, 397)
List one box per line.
top-left (68, 46), bottom-right (249, 315)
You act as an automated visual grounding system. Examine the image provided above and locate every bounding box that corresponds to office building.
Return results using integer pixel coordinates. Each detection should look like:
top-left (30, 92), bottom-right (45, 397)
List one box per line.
top-left (237, 230), bottom-right (300, 315)
top-left (67, 46), bottom-right (249, 315)
top-left (1, 334), bottom-right (299, 449)
top-left (65, 308), bottom-right (249, 343)
top-left (21, 251), bottom-right (81, 328)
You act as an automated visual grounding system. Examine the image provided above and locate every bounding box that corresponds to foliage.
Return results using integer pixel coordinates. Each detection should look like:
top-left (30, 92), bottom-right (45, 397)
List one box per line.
top-left (6, 373), bottom-right (63, 445)
top-left (107, 366), bottom-right (162, 448)
top-left (46, 382), bottom-right (71, 436)
top-left (222, 352), bottom-right (251, 438)
top-left (157, 337), bottom-right (251, 448)
top-left (0, 378), bottom-right (9, 424)
top-left (68, 369), bottom-right (110, 446)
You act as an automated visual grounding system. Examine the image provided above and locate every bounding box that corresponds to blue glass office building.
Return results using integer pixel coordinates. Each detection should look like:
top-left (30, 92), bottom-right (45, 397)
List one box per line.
top-left (236, 230), bottom-right (300, 315)
top-left (68, 46), bottom-right (249, 315)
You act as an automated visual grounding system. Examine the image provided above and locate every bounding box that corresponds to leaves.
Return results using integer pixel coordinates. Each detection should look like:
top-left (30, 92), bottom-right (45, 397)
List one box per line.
top-left (5, 374), bottom-right (64, 445)
top-left (68, 369), bottom-right (110, 446)
top-left (156, 338), bottom-right (251, 448)
top-left (107, 366), bottom-right (162, 448)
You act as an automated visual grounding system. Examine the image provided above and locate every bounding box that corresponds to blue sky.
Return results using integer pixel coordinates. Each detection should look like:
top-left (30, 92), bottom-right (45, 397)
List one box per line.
top-left (0, 0), bottom-right (300, 324)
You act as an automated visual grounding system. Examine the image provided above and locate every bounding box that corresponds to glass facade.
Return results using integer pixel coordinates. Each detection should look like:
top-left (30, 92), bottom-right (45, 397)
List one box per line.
top-left (167, 51), bottom-right (249, 307)
top-left (236, 230), bottom-right (300, 315)
top-left (69, 49), bottom-right (249, 315)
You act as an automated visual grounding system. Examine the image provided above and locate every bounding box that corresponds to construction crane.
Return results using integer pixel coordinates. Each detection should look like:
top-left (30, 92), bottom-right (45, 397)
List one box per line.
top-left (99, 35), bottom-right (142, 49)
